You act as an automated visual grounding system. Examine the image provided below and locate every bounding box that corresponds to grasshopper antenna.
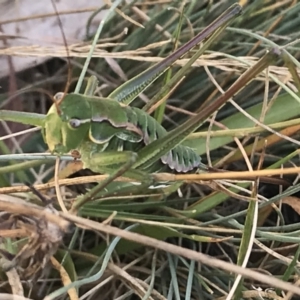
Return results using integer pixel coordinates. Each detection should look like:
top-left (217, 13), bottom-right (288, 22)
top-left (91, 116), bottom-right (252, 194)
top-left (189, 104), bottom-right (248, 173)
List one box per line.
top-left (50, 0), bottom-right (72, 110)
top-left (25, 182), bottom-right (53, 206)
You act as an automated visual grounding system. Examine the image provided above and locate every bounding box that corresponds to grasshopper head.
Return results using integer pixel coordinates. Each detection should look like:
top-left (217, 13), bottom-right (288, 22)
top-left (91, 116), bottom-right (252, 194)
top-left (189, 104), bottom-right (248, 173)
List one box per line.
top-left (43, 93), bottom-right (91, 154)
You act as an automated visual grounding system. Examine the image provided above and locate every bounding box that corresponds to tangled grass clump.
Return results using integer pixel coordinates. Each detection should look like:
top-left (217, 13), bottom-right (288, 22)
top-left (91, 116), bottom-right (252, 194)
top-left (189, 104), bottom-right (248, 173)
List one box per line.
top-left (1, 1), bottom-right (300, 299)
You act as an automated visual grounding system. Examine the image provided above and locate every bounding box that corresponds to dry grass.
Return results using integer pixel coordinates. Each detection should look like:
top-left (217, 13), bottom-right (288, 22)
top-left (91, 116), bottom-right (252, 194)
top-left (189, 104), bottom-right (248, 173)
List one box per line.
top-left (1, 0), bottom-right (300, 299)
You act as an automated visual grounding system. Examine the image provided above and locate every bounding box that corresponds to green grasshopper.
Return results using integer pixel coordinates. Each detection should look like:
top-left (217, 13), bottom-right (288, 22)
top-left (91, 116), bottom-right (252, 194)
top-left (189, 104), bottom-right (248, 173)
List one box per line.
top-left (0, 3), bottom-right (281, 206)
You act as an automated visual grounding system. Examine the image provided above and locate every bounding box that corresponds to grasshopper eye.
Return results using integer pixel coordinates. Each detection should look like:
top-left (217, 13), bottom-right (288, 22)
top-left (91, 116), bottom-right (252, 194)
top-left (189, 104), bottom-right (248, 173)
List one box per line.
top-left (69, 118), bottom-right (81, 128)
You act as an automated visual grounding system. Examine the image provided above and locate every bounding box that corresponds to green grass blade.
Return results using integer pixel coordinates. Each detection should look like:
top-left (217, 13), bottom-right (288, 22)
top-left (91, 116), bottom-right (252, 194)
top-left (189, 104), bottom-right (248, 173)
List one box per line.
top-left (0, 111), bottom-right (45, 127)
